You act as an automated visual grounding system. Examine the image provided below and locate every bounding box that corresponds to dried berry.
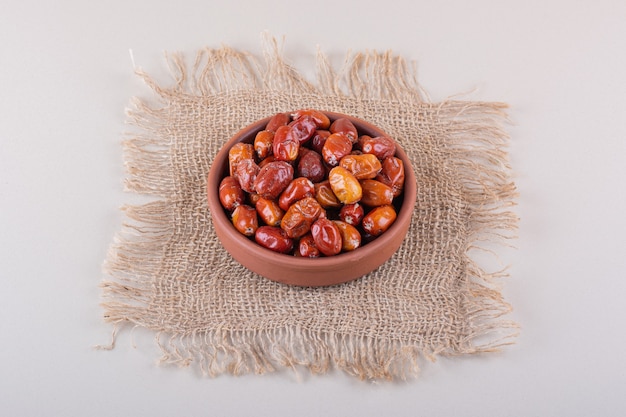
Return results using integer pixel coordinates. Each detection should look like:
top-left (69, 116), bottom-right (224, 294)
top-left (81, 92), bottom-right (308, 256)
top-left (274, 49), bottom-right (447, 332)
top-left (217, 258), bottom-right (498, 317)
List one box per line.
top-left (376, 156), bottom-right (405, 197)
top-left (322, 133), bottom-right (352, 166)
top-left (310, 218), bottom-right (342, 256)
top-left (272, 125), bottom-right (299, 162)
top-left (254, 130), bottom-right (274, 159)
top-left (339, 153), bottom-right (382, 180)
top-left (330, 118), bottom-right (358, 143)
top-left (314, 180), bottom-right (342, 209)
top-left (339, 203), bottom-right (364, 226)
top-left (362, 205), bottom-right (397, 237)
top-left (333, 220), bottom-right (361, 251)
top-left (280, 208), bottom-right (310, 239)
top-left (280, 197), bottom-right (324, 239)
top-left (234, 158), bottom-right (260, 193)
top-left (297, 148), bottom-right (326, 183)
top-left (218, 176), bottom-right (245, 211)
top-left (265, 112), bottom-right (290, 132)
top-left (287, 115), bottom-right (317, 144)
top-left (328, 166), bottom-right (362, 205)
top-left (253, 161), bottom-right (294, 200)
top-left (298, 233), bottom-right (321, 258)
top-left (310, 130), bottom-right (331, 154)
top-left (359, 135), bottom-right (396, 160)
top-left (255, 197), bottom-right (284, 227)
top-left (292, 109), bottom-right (331, 129)
top-left (258, 155), bottom-right (276, 169)
top-left (228, 143), bottom-right (254, 176)
top-left (359, 179), bottom-right (394, 207)
top-left (278, 177), bottom-right (315, 212)
top-left (255, 226), bottom-right (294, 254)
top-left (295, 197), bottom-right (325, 223)
top-left (231, 204), bottom-right (258, 236)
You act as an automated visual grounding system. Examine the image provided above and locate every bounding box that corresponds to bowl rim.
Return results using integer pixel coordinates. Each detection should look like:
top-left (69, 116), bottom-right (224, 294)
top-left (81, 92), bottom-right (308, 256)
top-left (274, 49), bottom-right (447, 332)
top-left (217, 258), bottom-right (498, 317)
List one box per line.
top-left (207, 111), bottom-right (417, 280)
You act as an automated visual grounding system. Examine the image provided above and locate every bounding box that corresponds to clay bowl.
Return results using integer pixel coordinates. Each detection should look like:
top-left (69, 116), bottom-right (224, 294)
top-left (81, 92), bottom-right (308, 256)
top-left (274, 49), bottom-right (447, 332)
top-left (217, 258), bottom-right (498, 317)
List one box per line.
top-left (207, 111), bottom-right (416, 287)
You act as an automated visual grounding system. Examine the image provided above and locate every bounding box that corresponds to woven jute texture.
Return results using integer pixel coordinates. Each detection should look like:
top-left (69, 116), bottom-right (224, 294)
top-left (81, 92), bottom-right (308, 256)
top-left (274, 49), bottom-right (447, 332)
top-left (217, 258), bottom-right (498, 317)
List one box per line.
top-left (101, 39), bottom-right (518, 380)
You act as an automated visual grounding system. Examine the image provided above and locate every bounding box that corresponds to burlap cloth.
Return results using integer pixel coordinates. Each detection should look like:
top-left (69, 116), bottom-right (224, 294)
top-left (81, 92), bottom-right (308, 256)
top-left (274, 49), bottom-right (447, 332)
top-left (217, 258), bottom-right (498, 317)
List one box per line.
top-left (101, 39), bottom-right (518, 380)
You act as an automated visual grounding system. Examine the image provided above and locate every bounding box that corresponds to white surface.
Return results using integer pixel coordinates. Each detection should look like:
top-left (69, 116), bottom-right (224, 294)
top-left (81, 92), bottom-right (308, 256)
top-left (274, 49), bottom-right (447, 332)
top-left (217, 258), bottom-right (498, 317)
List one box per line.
top-left (2, 0), bottom-right (625, 416)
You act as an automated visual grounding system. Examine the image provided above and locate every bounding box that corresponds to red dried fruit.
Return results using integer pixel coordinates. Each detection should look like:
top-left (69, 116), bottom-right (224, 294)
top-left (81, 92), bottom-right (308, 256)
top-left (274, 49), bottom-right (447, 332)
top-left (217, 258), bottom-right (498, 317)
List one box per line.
top-left (359, 179), bottom-right (394, 207)
top-left (310, 218), bottom-right (342, 256)
top-left (362, 205), bottom-right (397, 237)
top-left (255, 226), bottom-right (294, 254)
top-left (247, 192), bottom-right (261, 206)
top-left (297, 148), bottom-right (326, 183)
top-left (272, 125), bottom-right (299, 162)
top-left (359, 136), bottom-right (396, 160)
top-left (220, 110), bottom-right (406, 258)
top-left (278, 177), bottom-right (315, 211)
top-left (339, 203), bottom-right (364, 226)
top-left (218, 176), bottom-right (245, 211)
top-left (310, 130), bottom-right (331, 154)
top-left (314, 180), bottom-right (342, 209)
top-left (322, 133), bottom-right (353, 166)
top-left (292, 109), bottom-right (331, 129)
top-left (328, 166), bottom-right (362, 205)
top-left (231, 204), bottom-right (258, 236)
top-left (375, 156), bottom-right (405, 197)
top-left (287, 115), bottom-right (317, 144)
top-left (297, 233), bottom-right (320, 258)
top-left (294, 197), bottom-right (324, 223)
top-left (253, 160), bottom-right (294, 200)
top-left (258, 155), bottom-right (276, 169)
top-left (339, 153), bottom-right (382, 180)
top-left (332, 220), bottom-right (361, 251)
top-left (330, 118), bottom-right (358, 143)
top-left (254, 130), bottom-right (274, 159)
top-left (280, 197), bottom-right (324, 239)
top-left (280, 209), bottom-right (309, 239)
top-left (234, 158), bottom-right (260, 193)
top-left (265, 112), bottom-right (290, 132)
top-left (255, 197), bottom-right (284, 227)
top-left (228, 143), bottom-right (254, 176)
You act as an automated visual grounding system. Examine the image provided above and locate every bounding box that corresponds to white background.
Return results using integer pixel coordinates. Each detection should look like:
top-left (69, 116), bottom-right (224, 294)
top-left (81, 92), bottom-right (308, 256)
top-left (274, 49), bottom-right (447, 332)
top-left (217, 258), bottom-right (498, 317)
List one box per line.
top-left (2, 0), bottom-right (625, 416)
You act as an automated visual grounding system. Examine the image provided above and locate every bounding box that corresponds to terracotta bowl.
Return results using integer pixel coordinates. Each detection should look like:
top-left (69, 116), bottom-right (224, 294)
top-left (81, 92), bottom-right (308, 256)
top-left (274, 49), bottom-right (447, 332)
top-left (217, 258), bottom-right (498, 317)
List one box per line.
top-left (207, 111), bottom-right (416, 287)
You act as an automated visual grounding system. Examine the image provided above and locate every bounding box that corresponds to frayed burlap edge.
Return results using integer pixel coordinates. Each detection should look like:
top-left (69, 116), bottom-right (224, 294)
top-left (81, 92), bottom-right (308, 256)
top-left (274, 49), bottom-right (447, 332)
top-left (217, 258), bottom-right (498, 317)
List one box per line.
top-left (99, 36), bottom-right (518, 380)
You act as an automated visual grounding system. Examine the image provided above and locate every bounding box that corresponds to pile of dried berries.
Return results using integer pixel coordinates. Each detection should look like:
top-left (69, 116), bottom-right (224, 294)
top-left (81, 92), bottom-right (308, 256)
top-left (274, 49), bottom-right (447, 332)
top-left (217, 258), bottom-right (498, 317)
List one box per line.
top-left (218, 110), bottom-right (405, 257)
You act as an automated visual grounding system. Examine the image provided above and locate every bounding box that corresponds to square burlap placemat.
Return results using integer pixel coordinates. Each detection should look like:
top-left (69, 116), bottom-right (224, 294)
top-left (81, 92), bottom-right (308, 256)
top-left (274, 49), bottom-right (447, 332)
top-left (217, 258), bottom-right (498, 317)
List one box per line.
top-left (101, 38), bottom-right (518, 380)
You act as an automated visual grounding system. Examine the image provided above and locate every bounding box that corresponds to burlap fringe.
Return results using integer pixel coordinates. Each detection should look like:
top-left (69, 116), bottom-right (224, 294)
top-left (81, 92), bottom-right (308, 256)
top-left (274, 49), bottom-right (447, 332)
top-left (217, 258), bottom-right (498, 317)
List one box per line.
top-left (101, 36), bottom-right (518, 380)
top-left (444, 101), bottom-right (519, 354)
top-left (149, 327), bottom-right (425, 380)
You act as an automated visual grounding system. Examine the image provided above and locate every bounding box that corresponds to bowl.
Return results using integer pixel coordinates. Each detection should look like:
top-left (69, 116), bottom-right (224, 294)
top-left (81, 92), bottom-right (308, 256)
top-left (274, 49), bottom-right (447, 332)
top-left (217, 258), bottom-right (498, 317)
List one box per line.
top-left (207, 111), bottom-right (416, 287)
